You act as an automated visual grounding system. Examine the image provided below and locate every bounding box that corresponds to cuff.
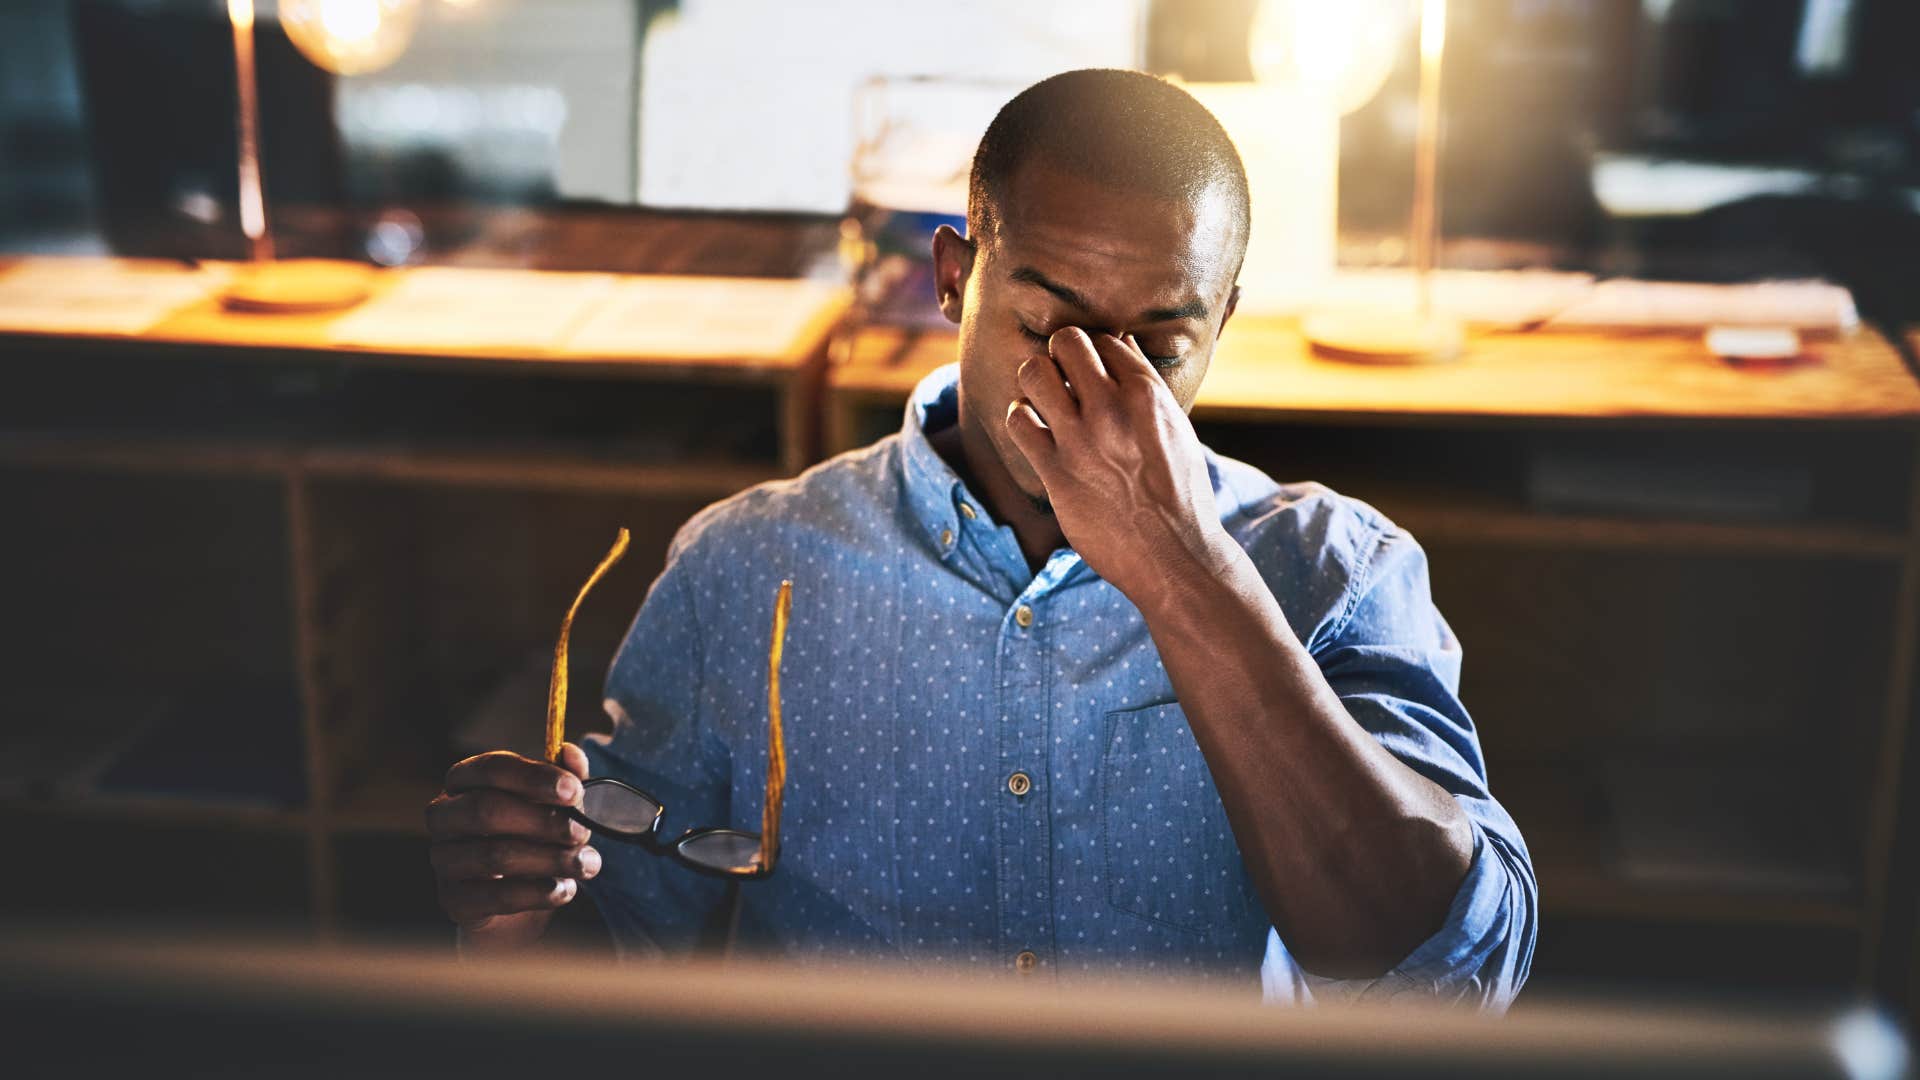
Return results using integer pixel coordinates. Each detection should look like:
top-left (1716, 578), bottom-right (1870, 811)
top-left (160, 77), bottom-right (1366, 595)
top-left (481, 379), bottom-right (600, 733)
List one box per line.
top-left (1382, 820), bottom-right (1515, 995)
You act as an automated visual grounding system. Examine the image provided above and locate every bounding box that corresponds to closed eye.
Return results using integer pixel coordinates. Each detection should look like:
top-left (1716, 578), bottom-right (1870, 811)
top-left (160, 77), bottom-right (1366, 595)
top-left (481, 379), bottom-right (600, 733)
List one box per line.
top-left (1019, 322), bottom-right (1183, 369)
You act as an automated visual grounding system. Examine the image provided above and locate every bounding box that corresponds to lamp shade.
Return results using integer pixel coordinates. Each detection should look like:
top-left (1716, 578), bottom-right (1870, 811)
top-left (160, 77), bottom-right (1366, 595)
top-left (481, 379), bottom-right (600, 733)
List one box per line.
top-left (1247, 0), bottom-right (1403, 116)
top-left (280, 0), bottom-right (421, 76)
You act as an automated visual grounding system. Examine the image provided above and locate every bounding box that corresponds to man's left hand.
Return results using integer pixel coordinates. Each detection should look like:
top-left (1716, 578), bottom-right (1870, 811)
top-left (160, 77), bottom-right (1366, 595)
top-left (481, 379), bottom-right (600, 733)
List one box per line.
top-left (1003, 327), bottom-right (1234, 603)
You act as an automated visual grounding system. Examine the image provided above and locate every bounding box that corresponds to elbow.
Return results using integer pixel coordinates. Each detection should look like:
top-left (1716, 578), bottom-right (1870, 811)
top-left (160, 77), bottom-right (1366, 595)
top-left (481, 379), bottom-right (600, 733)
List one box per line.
top-left (1287, 938), bottom-right (1417, 982)
top-left (1271, 812), bottom-right (1476, 982)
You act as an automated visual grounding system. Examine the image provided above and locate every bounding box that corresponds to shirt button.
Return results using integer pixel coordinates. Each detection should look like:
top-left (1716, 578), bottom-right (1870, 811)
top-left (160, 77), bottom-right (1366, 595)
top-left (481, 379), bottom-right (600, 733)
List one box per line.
top-left (1007, 771), bottom-right (1032, 797)
top-left (1014, 604), bottom-right (1033, 628)
top-left (1014, 950), bottom-right (1038, 973)
top-left (939, 528), bottom-right (954, 547)
top-left (958, 502), bottom-right (977, 520)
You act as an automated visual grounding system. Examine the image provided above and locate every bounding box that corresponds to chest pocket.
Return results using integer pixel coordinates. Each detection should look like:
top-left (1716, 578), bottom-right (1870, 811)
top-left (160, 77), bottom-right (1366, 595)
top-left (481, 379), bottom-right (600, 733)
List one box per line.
top-left (1102, 702), bottom-right (1258, 937)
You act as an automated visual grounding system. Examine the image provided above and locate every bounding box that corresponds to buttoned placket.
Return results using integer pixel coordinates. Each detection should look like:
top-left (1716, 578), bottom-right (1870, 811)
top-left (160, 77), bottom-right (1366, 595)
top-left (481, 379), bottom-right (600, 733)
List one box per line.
top-left (989, 547), bottom-right (1086, 978)
top-left (921, 457), bottom-right (1087, 976)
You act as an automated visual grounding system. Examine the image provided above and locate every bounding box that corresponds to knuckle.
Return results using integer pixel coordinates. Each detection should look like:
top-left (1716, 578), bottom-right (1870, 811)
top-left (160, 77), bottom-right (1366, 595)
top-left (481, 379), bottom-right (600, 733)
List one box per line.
top-left (443, 754), bottom-right (477, 787)
top-left (467, 789), bottom-right (507, 833)
top-left (482, 839), bottom-right (515, 876)
top-left (424, 794), bottom-right (450, 833)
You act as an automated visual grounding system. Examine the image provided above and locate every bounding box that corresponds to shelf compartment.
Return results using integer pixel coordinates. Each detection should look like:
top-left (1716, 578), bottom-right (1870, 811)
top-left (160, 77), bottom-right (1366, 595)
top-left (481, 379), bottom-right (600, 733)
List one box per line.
top-left (0, 435), bottom-right (782, 499)
top-left (305, 480), bottom-right (692, 828)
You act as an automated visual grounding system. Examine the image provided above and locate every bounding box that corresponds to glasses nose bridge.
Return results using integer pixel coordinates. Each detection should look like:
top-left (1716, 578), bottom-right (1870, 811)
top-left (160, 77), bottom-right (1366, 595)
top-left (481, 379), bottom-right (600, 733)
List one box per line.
top-left (578, 777), bottom-right (667, 839)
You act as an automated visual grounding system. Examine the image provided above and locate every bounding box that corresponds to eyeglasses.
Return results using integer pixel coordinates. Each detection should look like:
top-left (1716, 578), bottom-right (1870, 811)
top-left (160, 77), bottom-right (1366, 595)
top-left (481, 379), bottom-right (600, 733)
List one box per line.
top-left (544, 531), bottom-right (789, 881)
top-left (569, 777), bottom-right (770, 880)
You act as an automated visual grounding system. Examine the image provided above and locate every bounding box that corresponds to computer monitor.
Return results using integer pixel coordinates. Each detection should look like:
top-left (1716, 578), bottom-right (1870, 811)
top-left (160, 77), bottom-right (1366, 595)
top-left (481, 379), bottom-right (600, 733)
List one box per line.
top-left (0, 926), bottom-right (1904, 1079)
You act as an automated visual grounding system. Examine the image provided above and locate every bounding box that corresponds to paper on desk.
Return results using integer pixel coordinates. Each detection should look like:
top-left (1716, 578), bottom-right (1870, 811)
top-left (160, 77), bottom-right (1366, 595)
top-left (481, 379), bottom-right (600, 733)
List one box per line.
top-left (326, 266), bottom-right (616, 353)
top-left (561, 275), bottom-right (851, 360)
top-left (1546, 278), bottom-right (1857, 332)
top-left (0, 257), bottom-right (232, 336)
top-left (1307, 269), bottom-right (1858, 332)
top-left (1309, 269), bottom-right (1597, 328)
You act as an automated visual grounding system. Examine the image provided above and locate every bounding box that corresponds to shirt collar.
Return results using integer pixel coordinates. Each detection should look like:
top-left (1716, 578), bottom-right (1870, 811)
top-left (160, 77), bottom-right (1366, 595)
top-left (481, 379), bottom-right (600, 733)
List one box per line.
top-left (897, 363), bottom-right (973, 558)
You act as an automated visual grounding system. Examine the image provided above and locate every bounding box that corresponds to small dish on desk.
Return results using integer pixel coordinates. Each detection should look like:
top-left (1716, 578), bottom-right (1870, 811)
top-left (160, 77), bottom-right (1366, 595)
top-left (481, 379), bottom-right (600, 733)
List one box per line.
top-left (221, 259), bottom-right (376, 314)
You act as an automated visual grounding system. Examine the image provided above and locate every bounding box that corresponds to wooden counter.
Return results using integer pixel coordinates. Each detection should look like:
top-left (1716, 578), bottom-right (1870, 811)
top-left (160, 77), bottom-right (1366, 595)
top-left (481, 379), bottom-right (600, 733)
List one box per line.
top-left (0, 255), bottom-right (848, 940)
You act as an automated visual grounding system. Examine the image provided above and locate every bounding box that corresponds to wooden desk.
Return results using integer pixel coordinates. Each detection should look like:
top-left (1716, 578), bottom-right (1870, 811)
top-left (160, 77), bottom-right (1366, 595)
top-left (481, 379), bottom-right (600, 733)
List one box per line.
top-left (0, 257), bottom-right (847, 937)
top-left (828, 319), bottom-right (1920, 440)
top-left (829, 320), bottom-right (1920, 1002)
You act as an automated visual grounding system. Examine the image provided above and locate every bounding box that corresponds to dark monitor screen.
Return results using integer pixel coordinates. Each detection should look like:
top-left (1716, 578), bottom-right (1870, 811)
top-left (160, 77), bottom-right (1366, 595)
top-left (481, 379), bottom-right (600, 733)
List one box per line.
top-left (0, 928), bottom-right (1904, 1080)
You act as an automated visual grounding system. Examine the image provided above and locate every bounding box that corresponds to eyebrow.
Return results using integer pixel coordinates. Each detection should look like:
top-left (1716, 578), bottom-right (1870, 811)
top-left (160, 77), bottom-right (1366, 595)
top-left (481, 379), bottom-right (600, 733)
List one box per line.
top-left (1007, 265), bottom-right (1209, 325)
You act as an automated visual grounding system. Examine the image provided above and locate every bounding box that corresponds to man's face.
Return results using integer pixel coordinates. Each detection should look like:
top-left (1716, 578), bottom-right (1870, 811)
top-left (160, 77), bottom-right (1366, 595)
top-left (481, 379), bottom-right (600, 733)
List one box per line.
top-left (934, 159), bottom-right (1243, 503)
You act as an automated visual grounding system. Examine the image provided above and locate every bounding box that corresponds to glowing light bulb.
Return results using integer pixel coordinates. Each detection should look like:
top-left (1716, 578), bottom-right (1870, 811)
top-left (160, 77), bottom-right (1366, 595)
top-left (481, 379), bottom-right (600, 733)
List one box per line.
top-left (279, 0), bottom-right (420, 76)
top-left (1247, 0), bottom-right (1404, 115)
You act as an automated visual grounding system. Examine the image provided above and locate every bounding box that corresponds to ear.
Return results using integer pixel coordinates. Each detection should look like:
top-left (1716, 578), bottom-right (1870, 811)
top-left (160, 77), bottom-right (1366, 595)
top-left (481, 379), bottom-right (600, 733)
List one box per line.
top-left (1218, 283), bottom-right (1241, 341)
top-left (931, 224), bottom-right (976, 325)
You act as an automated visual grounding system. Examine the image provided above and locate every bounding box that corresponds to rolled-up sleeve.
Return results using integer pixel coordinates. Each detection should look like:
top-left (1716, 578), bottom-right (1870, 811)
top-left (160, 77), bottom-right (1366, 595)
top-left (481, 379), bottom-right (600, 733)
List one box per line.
top-left (1285, 522), bottom-right (1538, 1010)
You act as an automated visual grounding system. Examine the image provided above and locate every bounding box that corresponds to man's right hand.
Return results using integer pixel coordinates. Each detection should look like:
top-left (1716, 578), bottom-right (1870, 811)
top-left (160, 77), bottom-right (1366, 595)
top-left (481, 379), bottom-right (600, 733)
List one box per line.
top-left (426, 742), bottom-right (600, 951)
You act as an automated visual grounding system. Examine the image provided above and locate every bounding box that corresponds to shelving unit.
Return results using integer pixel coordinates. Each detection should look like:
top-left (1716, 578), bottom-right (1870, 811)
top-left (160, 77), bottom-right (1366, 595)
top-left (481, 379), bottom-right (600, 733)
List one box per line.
top-left (825, 319), bottom-right (1920, 1003)
top-left (0, 256), bottom-right (843, 941)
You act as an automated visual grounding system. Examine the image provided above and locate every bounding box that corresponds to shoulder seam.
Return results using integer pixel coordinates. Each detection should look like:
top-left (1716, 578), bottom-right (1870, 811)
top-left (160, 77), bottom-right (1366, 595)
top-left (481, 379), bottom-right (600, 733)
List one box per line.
top-left (1325, 518), bottom-right (1391, 643)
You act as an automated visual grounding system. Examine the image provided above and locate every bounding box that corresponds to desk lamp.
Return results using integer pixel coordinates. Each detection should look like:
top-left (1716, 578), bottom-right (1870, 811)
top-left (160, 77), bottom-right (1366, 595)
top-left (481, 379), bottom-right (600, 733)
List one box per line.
top-left (220, 0), bottom-right (421, 312)
top-left (1255, 0), bottom-right (1466, 363)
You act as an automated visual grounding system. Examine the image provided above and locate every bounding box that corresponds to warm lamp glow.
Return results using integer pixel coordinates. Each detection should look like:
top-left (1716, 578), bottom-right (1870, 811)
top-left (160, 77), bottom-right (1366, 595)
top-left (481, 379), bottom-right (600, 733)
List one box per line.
top-left (280, 0), bottom-right (421, 76)
top-left (1420, 0), bottom-right (1448, 63)
top-left (1247, 0), bottom-right (1401, 115)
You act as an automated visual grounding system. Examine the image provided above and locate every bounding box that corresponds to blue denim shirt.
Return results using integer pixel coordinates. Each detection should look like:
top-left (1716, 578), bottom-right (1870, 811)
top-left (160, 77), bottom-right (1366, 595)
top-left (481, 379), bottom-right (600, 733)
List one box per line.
top-left (582, 364), bottom-right (1535, 1008)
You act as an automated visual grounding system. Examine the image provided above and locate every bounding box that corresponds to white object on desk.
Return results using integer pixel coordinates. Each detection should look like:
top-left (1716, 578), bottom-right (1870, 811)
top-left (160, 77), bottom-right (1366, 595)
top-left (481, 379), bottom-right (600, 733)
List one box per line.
top-left (1185, 83), bottom-right (1338, 316)
top-left (1705, 325), bottom-right (1803, 362)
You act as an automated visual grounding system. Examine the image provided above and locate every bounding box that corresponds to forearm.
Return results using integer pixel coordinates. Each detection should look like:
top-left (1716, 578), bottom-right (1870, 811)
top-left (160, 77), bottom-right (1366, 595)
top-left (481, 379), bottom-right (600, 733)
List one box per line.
top-left (1128, 532), bottom-right (1474, 979)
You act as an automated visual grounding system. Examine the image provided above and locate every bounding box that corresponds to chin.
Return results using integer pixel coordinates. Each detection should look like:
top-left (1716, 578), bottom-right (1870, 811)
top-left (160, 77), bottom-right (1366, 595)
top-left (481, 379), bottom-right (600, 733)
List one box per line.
top-left (966, 398), bottom-right (1055, 514)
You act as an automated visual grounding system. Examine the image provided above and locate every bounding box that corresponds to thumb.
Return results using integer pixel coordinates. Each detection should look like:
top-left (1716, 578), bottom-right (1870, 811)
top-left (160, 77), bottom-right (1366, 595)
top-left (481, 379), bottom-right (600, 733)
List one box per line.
top-left (557, 741), bottom-right (591, 781)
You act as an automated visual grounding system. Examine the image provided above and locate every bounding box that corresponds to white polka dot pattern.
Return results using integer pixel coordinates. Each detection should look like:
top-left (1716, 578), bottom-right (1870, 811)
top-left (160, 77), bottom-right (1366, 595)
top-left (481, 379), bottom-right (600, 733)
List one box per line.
top-left (580, 364), bottom-right (1536, 1010)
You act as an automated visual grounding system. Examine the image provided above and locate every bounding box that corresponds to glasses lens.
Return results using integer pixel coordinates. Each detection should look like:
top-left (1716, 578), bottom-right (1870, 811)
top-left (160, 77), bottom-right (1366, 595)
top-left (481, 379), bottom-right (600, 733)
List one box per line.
top-left (578, 780), bottom-right (662, 836)
top-left (677, 829), bottom-right (764, 875)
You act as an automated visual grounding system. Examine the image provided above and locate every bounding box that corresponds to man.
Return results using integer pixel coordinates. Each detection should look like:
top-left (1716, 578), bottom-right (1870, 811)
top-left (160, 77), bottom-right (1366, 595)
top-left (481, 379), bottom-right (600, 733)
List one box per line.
top-left (427, 69), bottom-right (1535, 1006)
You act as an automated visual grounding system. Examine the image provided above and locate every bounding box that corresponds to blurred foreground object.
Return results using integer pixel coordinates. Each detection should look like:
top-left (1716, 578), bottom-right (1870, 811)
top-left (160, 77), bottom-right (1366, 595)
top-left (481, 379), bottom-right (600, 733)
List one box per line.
top-left (0, 926), bottom-right (1904, 1079)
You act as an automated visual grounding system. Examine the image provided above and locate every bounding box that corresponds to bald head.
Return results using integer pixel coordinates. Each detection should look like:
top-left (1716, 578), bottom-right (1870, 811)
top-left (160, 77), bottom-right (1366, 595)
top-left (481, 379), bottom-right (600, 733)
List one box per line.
top-left (966, 68), bottom-right (1250, 269)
